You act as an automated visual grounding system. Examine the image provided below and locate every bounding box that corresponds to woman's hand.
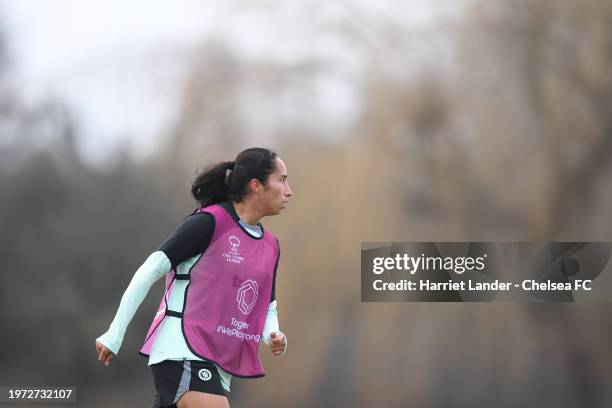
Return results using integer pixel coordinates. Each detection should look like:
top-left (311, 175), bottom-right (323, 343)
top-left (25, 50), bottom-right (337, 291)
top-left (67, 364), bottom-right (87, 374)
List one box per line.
top-left (95, 341), bottom-right (115, 366)
top-left (269, 332), bottom-right (286, 356)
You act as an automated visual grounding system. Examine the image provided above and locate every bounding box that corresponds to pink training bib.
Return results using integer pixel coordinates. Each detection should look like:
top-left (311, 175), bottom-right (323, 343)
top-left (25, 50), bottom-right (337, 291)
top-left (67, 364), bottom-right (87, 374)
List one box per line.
top-left (140, 204), bottom-right (279, 377)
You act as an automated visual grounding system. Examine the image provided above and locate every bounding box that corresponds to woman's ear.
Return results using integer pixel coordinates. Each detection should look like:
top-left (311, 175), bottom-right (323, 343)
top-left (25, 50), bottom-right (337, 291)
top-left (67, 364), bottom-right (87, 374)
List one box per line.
top-left (248, 178), bottom-right (263, 194)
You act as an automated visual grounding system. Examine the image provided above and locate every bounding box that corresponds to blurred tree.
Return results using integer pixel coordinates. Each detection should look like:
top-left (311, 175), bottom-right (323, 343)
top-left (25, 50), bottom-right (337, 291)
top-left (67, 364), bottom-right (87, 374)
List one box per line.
top-left (0, 21), bottom-right (176, 406)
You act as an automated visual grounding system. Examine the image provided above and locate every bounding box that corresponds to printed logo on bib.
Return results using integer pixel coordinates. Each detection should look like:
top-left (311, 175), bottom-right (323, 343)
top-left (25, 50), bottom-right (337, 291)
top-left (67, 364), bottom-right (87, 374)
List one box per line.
top-left (198, 369), bottom-right (212, 382)
top-left (215, 280), bottom-right (261, 342)
top-left (216, 316), bottom-right (261, 343)
top-left (236, 279), bottom-right (259, 315)
top-left (223, 235), bottom-right (244, 264)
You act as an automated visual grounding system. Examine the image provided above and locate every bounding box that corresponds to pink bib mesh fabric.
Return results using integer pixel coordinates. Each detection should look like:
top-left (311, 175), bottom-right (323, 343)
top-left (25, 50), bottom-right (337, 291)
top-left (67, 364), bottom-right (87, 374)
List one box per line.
top-left (140, 204), bottom-right (278, 377)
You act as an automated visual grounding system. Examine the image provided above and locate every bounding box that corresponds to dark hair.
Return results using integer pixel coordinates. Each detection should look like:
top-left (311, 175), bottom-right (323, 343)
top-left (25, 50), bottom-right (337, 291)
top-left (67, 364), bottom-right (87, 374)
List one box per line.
top-left (191, 147), bottom-right (278, 207)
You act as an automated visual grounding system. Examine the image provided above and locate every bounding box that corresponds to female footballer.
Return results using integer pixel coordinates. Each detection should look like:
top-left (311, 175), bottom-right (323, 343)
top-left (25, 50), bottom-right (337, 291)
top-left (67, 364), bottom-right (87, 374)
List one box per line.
top-left (95, 147), bottom-right (292, 408)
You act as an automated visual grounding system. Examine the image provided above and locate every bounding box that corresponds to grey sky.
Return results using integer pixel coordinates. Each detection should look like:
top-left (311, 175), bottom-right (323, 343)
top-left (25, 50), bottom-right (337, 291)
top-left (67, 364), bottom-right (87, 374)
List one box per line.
top-left (1, 0), bottom-right (470, 165)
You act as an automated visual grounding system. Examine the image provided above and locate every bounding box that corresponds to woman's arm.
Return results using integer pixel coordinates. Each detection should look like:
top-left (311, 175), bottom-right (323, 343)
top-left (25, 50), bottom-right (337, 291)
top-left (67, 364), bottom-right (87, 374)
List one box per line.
top-left (96, 251), bottom-right (170, 356)
top-left (263, 238), bottom-right (287, 356)
top-left (262, 300), bottom-right (287, 356)
top-left (96, 212), bottom-right (216, 365)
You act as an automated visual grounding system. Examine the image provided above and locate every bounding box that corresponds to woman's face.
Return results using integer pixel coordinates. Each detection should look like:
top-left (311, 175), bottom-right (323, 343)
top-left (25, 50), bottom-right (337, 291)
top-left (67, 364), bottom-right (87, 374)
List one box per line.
top-left (261, 157), bottom-right (293, 215)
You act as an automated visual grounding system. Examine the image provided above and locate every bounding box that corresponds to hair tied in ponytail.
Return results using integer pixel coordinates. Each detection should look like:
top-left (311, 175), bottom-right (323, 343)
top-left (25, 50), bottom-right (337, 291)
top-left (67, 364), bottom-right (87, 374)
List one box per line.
top-left (225, 161), bottom-right (235, 186)
top-left (191, 148), bottom-right (277, 207)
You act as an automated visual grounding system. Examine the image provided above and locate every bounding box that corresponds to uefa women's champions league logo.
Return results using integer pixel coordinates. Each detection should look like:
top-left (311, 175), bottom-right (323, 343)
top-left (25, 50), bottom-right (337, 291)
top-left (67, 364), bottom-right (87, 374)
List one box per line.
top-left (229, 235), bottom-right (240, 251)
top-left (223, 235), bottom-right (244, 264)
top-left (237, 279), bottom-right (259, 315)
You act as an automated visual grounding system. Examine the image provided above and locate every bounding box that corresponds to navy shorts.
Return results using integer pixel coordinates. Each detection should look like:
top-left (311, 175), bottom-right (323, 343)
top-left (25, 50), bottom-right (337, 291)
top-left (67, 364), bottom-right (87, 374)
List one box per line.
top-left (150, 360), bottom-right (227, 408)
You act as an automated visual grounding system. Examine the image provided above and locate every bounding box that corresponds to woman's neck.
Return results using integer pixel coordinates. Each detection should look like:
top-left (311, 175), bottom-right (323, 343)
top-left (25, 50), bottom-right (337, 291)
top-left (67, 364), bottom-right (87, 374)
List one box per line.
top-left (233, 200), bottom-right (262, 225)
